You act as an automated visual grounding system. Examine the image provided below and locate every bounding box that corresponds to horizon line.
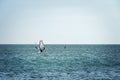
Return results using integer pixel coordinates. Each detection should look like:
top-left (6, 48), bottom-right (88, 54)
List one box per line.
top-left (0, 43), bottom-right (120, 45)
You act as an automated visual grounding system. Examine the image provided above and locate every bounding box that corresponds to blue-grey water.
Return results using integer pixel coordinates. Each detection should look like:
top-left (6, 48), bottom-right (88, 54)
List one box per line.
top-left (0, 44), bottom-right (120, 80)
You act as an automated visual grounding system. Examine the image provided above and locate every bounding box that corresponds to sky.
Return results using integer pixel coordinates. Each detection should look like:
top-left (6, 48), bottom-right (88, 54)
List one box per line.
top-left (0, 0), bottom-right (120, 44)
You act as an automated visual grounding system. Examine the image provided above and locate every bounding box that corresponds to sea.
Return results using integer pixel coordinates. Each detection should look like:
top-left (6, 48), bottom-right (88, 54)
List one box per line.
top-left (0, 44), bottom-right (120, 80)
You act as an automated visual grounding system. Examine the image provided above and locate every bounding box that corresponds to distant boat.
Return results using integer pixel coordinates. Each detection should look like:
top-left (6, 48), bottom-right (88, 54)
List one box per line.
top-left (39, 40), bottom-right (45, 52)
top-left (64, 45), bottom-right (66, 49)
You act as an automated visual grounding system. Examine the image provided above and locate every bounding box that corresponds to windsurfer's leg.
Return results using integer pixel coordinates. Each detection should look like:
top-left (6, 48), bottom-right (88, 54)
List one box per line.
top-left (40, 50), bottom-right (43, 52)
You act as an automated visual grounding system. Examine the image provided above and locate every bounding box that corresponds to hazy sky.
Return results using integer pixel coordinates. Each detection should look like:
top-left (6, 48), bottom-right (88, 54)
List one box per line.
top-left (0, 0), bottom-right (120, 44)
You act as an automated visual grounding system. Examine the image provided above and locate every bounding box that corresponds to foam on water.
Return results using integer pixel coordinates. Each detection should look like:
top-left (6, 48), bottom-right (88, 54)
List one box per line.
top-left (0, 45), bottom-right (120, 80)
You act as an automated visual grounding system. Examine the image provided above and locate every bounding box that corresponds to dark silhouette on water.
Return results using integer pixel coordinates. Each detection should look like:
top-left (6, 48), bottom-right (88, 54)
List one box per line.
top-left (64, 45), bottom-right (66, 49)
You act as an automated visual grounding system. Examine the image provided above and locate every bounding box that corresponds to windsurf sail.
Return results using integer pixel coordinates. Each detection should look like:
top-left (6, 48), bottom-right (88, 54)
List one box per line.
top-left (39, 40), bottom-right (45, 52)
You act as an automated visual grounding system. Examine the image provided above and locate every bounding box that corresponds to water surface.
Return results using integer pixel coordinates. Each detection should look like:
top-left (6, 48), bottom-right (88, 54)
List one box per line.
top-left (0, 44), bottom-right (120, 80)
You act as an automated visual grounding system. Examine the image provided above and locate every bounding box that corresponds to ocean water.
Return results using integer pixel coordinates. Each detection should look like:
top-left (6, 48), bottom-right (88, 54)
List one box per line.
top-left (0, 44), bottom-right (120, 80)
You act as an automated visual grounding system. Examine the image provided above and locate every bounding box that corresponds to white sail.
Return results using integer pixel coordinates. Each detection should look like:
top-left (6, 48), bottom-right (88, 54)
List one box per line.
top-left (39, 40), bottom-right (45, 52)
